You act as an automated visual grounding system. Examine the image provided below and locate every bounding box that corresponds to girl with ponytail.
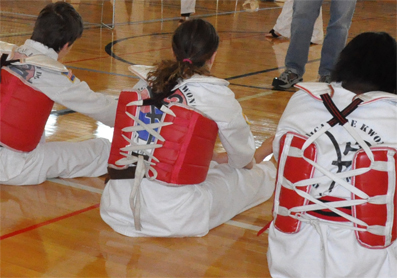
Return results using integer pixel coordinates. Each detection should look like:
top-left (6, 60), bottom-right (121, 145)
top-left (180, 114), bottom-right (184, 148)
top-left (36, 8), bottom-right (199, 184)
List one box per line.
top-left (147, 18), bottom-right (219, 98)
top-left (100, 19), bottom-right (276, 237)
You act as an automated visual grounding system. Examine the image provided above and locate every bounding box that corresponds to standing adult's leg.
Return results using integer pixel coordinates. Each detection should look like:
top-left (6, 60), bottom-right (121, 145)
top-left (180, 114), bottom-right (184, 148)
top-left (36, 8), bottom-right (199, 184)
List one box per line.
top-left (272, 0), bottom-right (323, 89)
top-left (285, 0), bottom-right (323, 76)
top-left (273, 0), bottom-right (323, 44)
top-left (318, 0), bottom-right (357, 77)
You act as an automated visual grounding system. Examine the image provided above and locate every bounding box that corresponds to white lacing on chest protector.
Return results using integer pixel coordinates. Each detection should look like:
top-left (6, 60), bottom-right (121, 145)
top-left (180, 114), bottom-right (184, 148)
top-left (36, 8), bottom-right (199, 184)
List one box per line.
top-left (277, 112), bottom-right (395, 241)
top-left (115, 100), bottom-right (176, 231)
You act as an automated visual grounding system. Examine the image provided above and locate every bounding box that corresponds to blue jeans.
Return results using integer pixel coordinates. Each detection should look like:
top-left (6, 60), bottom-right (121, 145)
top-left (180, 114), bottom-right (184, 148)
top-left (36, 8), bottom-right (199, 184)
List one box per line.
top-left (285, 0), bottom-right (357, 77)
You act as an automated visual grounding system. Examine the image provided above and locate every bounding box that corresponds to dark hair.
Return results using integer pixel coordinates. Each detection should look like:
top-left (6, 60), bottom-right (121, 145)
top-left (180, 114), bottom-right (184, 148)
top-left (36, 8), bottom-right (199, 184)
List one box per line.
top-left (147, 19), bottom-right (219, 97)
top-left (331, 32), bottom-right (397, 94)
top-left (31, 1), bottom-right (83, 52)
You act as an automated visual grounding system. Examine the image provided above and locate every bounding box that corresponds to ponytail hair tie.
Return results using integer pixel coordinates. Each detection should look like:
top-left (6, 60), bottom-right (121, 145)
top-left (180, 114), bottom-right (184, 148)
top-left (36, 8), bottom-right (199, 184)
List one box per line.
top-left (182, 58), bottom-right (193, 64)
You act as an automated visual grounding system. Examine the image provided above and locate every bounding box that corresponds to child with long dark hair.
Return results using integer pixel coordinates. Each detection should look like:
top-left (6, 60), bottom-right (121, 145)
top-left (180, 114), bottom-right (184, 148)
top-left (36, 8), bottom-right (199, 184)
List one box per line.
top-left (100, 19), bottom-right (276, 237)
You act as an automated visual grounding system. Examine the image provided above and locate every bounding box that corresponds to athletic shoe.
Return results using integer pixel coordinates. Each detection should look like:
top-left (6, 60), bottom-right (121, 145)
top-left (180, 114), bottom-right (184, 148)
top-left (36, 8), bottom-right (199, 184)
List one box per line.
top-left (319, 75), bottom-right (331, 83)
top-left (272, 70), bottom-right (303, 90)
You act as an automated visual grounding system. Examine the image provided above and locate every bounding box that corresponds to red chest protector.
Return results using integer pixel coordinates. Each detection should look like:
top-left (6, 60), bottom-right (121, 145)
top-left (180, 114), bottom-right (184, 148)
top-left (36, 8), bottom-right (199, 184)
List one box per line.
top-left (108, 89), bottom-right (218, 186)
top-left (0, 67), bottom-right (54, 152)
top-left (274, 132), bottom-right (397, 249)
top-left (271, 83), bottom-right (397, 249)
top-left (0, 44), bottom-right (68, 152)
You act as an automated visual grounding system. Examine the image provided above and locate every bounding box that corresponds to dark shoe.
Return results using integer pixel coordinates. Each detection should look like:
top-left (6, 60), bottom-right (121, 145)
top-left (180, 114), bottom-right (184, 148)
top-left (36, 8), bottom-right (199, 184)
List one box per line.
top-left (265, 29), bottom-right (281, 38)
top-left (272, 70), bottom-right (303, 90)
top-left (319, 75), bottom-right (331, 83)
top-left (178, 17), bottom-right (189, 25)
top-left (179, 13), bottom-right (190, 25)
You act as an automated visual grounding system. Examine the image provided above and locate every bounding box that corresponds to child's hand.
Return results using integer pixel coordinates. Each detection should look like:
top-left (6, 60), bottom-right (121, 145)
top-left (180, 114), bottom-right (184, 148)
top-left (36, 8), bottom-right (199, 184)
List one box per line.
top-left (254, 135), bottom-right (275, 163)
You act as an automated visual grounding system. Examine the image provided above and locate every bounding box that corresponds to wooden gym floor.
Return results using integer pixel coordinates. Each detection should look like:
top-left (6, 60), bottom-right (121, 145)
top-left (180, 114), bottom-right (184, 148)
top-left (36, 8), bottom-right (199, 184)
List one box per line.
top-left (0, 0), bottom-right (396, 277)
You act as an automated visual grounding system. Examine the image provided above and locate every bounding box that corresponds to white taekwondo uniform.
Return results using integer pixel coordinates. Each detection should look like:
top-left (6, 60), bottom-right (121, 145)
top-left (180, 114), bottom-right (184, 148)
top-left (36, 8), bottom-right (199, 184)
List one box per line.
top-left (100, 66), bottom-right (276, 237)
top-left (268, 82), bottom-right (397, 278)
top-left (0, 40), bottom-right (117, 185)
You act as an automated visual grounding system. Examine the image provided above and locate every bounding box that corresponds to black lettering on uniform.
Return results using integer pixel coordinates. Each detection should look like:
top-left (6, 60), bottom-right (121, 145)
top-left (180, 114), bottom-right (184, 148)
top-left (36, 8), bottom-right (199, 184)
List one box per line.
top-left (182, 85), bottom-right (189, 92)
top-left (359, 124), bottom-right (383, 142)
top-left (374, 136), bottom-right (382, 143)
top-left (306, 123), bottom-right (325, 137)
top-left (367, 129), bottom-right (376, 136)
top-left (360, 124), bottom-right (368, 132)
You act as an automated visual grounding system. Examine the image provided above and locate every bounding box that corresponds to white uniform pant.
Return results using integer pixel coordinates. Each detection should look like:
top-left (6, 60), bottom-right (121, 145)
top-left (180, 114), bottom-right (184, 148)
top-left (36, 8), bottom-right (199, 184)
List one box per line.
top-left (100, 161), bottom-right (276, 237)
top-left (274, 0), bottom-right (324, 44)
top-left (181, 0), bottom-right (196, 14)
top-left (267, 221), bottom-right (397, 278)
top-left (0, 138), bottom-right (111, 185)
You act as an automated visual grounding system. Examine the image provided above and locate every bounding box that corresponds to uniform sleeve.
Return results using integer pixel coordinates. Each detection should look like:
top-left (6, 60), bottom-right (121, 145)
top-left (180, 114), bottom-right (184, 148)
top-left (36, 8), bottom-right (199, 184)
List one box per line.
top-left (31, 69), bottom-right (118, 127)
top-left (217, 111), bottom-right (256, 168)
top-left (192, 85), bottom-right (255, 168)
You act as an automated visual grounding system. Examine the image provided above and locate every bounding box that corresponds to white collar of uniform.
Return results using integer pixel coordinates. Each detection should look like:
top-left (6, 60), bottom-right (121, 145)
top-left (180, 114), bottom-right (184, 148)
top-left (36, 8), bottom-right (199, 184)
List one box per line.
top-left (355, 91), bottom-right (397, 105)
top-left (24, 39), bottom-right (59, 61)
top-left (295, 81), bottom-right (397, 105)
top-left (294, 82), bottom-right (333, 100)
top-left (173, 74), bottom-right (229, 90)
top-left (8, 39), bottom-right (67, 73)
top-left (0, 41), bottom-right (18, 56)
top-left (128, 65), bottom-right (154, 80)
